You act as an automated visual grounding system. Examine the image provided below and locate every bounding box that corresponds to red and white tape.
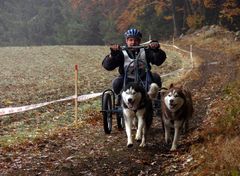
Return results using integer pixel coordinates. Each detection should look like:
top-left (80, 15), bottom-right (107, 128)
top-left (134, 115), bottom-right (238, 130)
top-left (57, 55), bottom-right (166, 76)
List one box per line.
top-left (0, 92), bottom-right (102, 116)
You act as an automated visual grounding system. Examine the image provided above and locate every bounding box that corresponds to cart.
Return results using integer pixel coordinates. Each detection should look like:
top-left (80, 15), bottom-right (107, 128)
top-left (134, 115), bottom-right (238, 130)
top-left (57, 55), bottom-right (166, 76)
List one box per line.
top-left (101, 44), bottom-right (162, 134)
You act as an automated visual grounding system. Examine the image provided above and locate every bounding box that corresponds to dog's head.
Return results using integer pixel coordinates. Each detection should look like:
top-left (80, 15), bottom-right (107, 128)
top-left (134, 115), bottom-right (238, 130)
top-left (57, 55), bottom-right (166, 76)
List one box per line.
top-left (121, 83), bottom-right (146, 110)
top-left (163, 84), bottom-right (185, 112)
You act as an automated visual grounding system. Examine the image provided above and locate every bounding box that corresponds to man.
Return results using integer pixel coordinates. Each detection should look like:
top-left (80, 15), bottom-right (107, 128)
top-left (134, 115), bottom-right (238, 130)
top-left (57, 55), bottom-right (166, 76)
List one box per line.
top-left (102, 28), bottom-right (166, 96)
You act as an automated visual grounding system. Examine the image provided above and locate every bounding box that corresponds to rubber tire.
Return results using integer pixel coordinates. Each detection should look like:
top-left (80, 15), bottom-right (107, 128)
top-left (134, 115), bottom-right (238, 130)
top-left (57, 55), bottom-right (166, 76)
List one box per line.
top-left (102, 93), bottom-right (113, 134)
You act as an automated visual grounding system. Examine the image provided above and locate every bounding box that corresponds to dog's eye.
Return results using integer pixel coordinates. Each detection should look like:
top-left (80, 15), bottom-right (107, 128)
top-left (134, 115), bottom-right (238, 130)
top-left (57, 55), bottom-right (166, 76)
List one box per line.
top-left (126, 92), bottom-right (135, 95)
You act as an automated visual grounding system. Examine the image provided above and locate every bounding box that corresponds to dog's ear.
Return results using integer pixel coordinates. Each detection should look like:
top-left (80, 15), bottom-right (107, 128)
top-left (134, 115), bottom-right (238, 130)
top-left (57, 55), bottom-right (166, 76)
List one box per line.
top-left (169, 83), bottom-right (174, 89)
top-left (159, 87), bottom-right (168, 97)
top-left (160, 91), bottom-right (165, 98)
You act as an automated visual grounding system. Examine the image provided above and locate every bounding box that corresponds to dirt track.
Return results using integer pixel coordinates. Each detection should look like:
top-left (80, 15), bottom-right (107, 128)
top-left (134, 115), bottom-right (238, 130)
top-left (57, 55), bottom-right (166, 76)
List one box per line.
top-left (1, 43), bottom-right (239, 176)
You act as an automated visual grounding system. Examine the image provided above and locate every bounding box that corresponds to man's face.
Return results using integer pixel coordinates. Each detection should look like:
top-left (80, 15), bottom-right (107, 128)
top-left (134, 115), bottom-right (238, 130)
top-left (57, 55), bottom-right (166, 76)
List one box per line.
top-left (126, 37), bottom-right (141, 47)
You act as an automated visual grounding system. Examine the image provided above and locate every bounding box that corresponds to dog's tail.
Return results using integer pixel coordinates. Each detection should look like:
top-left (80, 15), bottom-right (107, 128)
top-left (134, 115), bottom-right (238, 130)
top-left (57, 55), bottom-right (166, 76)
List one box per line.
top-left (148, 83), bottom-right (159, 100)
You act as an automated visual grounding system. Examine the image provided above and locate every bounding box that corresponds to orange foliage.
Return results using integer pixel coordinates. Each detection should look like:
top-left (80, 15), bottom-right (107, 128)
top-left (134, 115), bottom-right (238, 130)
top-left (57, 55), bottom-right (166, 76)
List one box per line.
top-left (220, 0), bottom-right (240, 18)
top-left (117, 0), bottom-right (147, 31)
top-left (186, 14), bottom-right (205, 29)
top-left (70, 0), bottom-right (82, 10)
top-left (154, 1), bottom-right (169, 16)
top-left (70, 0), bottom-right (127, 19)
top-left (202, 0), bottom-right (217, 8)
top-left (117, 10), bottom-right (137, 32)
top-left (117, 0), bottom-right (169, 32)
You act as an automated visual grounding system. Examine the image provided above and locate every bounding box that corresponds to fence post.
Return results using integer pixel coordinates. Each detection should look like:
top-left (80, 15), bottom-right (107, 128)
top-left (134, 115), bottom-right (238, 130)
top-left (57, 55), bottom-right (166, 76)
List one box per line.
top-left (74, 64), bottom-right (78, 124)
top-left (172, 37), bottom-right (175, 51)
top-left (190, 45), bottom-right (193, 68)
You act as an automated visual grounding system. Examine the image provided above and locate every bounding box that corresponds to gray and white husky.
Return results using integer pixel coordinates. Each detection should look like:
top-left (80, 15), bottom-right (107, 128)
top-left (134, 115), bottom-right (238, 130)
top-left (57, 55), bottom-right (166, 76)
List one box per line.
top-left (121, 82), bottom-right (159, 147)
top-left (161, 84), bottom-right (193, 151)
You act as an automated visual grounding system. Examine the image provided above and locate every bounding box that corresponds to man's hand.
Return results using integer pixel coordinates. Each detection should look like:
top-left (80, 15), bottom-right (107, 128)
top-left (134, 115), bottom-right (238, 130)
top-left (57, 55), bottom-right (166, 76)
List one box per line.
top-left (110, 44), bottom-right (120, 51)
top-left (149, 41), bottom-right (160, 49)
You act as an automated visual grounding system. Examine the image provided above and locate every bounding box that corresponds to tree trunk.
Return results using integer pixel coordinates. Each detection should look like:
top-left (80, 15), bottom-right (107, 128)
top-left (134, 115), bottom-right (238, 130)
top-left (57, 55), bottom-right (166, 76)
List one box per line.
top-left (171, 0), bottom-right (179, 37)
top-left (199, 0), bottom-right (206, 25)
top-left (182, 0), bottom-right (189, 32)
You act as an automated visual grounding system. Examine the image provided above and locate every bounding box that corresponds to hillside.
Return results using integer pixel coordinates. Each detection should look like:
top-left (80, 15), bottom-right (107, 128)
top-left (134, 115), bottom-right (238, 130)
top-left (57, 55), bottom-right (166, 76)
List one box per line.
top-left (0, 26), bottom-right (240, 175)
top-left (175, 25), bottom-right (240, 175)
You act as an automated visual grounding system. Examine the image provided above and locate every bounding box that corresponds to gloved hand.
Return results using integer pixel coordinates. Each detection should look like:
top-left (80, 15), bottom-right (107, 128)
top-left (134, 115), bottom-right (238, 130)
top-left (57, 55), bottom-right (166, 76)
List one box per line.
top-left (149, 40), bottom-right (160, 49)
top-left (110, 44), bottom-right (120, 52)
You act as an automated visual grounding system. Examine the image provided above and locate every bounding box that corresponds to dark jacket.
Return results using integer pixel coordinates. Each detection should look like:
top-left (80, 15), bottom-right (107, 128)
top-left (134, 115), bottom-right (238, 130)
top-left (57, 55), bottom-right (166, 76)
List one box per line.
top-left (102, 47), bottom-right (166, 75)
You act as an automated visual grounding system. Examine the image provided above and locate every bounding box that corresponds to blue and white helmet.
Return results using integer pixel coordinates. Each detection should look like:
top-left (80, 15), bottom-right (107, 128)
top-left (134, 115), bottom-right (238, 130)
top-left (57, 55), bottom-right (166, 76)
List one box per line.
top-left (124, 28), bottom-right (142, 39)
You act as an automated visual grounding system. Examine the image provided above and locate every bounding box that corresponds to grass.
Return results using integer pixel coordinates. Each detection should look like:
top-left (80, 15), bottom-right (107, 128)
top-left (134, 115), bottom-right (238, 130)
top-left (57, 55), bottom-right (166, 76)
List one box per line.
top-left (0, 45), bottom-right (189, 147)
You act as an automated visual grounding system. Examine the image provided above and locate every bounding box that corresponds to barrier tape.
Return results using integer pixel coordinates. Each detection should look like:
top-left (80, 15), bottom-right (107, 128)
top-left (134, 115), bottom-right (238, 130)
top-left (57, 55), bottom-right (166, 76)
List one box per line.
top-left (0, 92), bottom-right (102, 116)
top-left (160, 42), bottom-right (193, 78)
top-left (161, 68), bottom-right (185, 78)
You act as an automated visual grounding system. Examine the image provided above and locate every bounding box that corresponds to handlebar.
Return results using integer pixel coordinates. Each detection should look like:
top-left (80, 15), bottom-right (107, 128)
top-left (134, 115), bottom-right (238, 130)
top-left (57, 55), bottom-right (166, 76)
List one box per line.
top-left (120, 45), bottom-right (148, 50)
top-left (120, 41), bottom-right (159, 50)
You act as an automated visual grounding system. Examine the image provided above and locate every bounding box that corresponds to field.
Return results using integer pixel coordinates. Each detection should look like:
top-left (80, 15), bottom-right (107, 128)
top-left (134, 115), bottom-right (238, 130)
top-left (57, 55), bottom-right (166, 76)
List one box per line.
top-left (0, 45), bottom-right (191, 147)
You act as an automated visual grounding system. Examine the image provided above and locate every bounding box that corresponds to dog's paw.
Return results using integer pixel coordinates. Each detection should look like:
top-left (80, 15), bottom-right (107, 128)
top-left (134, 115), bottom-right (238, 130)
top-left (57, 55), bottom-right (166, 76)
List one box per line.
top-left (170, 145), bottom-right (177, 151)
top-left (127, 143), bottom-right (133, 148)
top-left (135, 135), bottom-right (141, 142)
top-left (139, 142), bottom-right (146, 147)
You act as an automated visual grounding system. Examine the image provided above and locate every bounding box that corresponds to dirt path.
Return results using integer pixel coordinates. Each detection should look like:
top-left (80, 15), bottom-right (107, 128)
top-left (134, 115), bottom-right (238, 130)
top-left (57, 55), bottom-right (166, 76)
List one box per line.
top-left (1, 44), bottom-right (238, 176)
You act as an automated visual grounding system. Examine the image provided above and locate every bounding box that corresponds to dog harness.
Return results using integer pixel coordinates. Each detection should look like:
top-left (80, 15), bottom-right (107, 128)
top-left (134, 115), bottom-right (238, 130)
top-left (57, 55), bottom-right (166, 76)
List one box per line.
top-left (122, 48), bottom-right (147, 79)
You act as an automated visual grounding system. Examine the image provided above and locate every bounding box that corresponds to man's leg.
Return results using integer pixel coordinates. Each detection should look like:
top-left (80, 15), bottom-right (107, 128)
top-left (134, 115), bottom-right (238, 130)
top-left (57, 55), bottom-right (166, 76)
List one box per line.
top-left (151, 72), bottom-right (162, 88)
top-left (112, 76), bottom-right (124, 106)
top-left (112, 76), bottom-right (124, 95)
top-left (151, 72), bottom-right (162, 118)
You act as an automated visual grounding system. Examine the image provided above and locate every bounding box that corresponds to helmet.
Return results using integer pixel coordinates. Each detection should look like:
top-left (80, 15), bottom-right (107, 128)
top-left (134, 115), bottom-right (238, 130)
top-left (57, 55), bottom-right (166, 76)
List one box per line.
top-left (124, 28), bottom-right (142, 39)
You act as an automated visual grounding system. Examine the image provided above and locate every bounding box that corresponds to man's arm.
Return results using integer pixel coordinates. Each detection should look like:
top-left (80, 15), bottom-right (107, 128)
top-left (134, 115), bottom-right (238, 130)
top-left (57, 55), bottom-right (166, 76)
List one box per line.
top-left (102, 48), bottom-right (124, 71)
top-left (146, 42), bottom-right (166, 66)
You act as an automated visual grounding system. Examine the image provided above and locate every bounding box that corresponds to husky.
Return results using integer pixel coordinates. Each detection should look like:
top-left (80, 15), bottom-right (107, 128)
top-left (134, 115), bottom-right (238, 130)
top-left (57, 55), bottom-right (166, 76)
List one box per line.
top-left (161, 83), bottom-right (193, 151)
top-left (121, 82), bottom-right (159, 147)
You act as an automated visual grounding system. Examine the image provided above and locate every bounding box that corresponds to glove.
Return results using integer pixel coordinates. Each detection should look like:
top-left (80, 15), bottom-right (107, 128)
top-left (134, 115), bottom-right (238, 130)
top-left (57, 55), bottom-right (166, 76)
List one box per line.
top-left (149, 40), bottom-right (160, 49)
top-left (110, 44), bottom-right (120, 52)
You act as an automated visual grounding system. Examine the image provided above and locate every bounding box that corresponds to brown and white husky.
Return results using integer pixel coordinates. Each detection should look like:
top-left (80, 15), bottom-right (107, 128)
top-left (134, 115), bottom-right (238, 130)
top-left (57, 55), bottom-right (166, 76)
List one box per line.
top-left (161, 84), bottom-right (193, 151)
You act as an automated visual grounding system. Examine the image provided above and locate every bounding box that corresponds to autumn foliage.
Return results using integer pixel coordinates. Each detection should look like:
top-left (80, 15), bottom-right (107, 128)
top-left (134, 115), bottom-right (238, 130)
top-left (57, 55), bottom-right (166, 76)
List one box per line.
top-left (71, 0), bottom-right (240, 38)
top-left (0, 0), bottom-right (239, 45)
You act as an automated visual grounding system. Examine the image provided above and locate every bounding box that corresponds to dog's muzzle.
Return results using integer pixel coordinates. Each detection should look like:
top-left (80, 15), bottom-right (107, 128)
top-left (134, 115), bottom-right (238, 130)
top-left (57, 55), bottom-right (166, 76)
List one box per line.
top-left (169, 100), bottom-right (176, 109)
top-left (127, 98), bottom-right (135, 108)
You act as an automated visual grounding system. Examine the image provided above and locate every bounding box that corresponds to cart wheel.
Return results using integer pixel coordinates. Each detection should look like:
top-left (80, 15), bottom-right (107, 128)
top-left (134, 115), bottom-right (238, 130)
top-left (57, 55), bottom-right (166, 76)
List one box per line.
top-left (102, 93), bottom-right (113, 134)
top-left (116, 112), bottom-right (124, 130)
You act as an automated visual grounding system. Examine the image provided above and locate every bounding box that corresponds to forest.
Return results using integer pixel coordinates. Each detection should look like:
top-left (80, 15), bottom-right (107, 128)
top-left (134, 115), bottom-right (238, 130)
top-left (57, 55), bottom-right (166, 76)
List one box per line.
top-left (0, 0), bottom-right (239, 46)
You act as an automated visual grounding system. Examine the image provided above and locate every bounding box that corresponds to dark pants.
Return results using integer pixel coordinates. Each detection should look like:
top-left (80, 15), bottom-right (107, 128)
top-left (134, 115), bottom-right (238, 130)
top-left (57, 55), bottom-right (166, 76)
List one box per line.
top-left (112, 72), bottom-right (162, 95)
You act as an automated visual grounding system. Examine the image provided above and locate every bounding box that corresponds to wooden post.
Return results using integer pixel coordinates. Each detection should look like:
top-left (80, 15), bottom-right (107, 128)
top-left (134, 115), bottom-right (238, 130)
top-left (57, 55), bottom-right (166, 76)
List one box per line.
top-left (172, 37), bottom-right (175, 51)
top-left (74, 64), bottom-right (78, 124)
top-left (190, 45), bottom-right (193, 68)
